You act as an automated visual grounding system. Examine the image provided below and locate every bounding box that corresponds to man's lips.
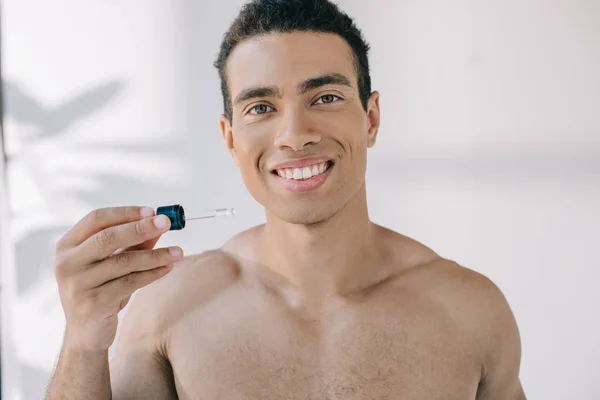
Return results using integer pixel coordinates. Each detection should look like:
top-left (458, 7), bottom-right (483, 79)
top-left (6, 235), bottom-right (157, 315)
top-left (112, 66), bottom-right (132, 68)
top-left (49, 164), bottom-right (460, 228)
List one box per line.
top-left (272, 161), bottom-right (334, 192)
top-left (269, 156), bottom-right (333, 171)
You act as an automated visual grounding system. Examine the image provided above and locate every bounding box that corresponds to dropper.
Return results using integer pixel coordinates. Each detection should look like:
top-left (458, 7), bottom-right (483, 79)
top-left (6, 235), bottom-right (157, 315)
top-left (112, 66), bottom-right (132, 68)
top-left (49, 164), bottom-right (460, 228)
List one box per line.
top-left (156, 204), bottom-right (235, 230)
top-left (185, 208), bottom-right (235, 221)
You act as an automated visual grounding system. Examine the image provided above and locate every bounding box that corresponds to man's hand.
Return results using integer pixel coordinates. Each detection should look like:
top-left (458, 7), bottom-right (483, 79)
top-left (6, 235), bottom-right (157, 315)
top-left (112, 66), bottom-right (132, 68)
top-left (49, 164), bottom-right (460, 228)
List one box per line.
top-left (54, 206), bottom-right (184, 353)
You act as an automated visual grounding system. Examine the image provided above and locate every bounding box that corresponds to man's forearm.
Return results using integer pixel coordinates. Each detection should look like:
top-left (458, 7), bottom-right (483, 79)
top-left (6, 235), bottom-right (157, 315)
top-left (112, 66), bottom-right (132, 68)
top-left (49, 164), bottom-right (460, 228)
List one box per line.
top-left (45, 343), bottom-right (111, 400)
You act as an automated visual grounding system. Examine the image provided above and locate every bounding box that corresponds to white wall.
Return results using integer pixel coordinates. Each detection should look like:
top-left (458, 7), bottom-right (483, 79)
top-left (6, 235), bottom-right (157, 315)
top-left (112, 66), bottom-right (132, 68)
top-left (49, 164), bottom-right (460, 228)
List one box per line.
top-left (1, 85), bottom-right (21, 400)
top-left (2, 0), bottom-right (599, 398)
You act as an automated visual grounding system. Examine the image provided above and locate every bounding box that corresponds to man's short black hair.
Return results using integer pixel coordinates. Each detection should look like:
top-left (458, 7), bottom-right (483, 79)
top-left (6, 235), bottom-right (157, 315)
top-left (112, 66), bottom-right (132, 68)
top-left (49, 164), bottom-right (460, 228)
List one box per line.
top-left (214, 0), bottom-right (372, 122)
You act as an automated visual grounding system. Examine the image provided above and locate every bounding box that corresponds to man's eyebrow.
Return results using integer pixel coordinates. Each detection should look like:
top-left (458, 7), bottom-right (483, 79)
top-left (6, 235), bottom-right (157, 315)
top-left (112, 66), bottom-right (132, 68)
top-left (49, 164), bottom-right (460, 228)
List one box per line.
top-left (233, 86), bottom-right (282, 107)
top-left (297, 73), bottom-right (352, 94)
top-left (232, 73), bottom-right (352, 107)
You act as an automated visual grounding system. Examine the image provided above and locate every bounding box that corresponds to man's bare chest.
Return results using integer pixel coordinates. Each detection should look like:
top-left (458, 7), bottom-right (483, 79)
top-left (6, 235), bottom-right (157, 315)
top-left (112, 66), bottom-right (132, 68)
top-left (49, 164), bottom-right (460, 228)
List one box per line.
top-left (166, 287), bottom-right (481, 399)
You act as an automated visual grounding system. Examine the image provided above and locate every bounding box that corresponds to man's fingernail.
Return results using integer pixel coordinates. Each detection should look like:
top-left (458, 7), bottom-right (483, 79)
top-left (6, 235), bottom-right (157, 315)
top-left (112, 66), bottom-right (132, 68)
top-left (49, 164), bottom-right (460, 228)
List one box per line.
top-left (169, 247), bottom-right (182, 257)
top-left (153, 215), bottom-right (168, 229)
top-left (141, 207), bottom-right (155, 218)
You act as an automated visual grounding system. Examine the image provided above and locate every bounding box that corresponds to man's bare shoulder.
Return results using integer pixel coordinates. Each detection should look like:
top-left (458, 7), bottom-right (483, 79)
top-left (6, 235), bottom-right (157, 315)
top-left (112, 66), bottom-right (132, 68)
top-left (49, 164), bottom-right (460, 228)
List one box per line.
top-left (380, 227), bottom-right (506, 312)
top-left (389, 256), bottom-right (523, 395)
top-left (400, 257), bottom-right (520, 360)
top-left (144, 249), bottom-right (240, 302)
top-left (119, 249), bottom-right (242, 338)
top-left (124, 225), bottom-right (264, 332)
top-left (406, 258), bottom-right (500, 295)
top-left (381, 227), bottom-right (517, 341)
top-left (400, 257), bottom-right (513, 321)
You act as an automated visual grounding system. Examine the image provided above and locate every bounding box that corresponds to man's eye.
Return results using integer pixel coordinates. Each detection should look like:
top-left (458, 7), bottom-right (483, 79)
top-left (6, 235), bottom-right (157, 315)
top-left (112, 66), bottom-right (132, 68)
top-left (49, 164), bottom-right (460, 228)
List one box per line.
top-left (249, 104), bottom-right (274, 115)
top-left (314, 94), bottom-right (340, 105)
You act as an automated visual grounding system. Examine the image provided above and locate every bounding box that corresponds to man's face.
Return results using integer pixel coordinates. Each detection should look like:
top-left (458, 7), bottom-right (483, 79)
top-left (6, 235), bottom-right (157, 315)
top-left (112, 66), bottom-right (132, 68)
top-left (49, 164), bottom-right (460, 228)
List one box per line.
top-left (220, 32), bottom-right (380, 224)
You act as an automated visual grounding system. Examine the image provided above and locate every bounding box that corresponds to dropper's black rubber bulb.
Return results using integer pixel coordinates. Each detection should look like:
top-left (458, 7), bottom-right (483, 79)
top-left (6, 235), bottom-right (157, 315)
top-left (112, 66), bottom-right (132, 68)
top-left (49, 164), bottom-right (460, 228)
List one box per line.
top-left (156, 204), bottom-right (186, 231)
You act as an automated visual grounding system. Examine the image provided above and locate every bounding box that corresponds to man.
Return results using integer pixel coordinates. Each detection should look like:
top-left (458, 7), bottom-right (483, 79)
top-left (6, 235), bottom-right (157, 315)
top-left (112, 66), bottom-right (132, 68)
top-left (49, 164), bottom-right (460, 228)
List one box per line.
top-left (47, 0), bottom-right (526, 398)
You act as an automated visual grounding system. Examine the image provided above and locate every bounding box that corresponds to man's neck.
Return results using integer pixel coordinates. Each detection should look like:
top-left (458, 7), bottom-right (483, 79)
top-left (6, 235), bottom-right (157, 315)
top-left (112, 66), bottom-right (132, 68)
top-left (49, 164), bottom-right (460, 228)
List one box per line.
top-left (258, 184), bottom-right (384, 298)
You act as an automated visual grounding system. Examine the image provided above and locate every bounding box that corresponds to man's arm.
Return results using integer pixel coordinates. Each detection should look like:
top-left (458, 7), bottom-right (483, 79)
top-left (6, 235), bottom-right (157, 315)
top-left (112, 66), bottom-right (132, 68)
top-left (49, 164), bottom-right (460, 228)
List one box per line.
top-left (45, 339), bottom-right (111, 400)
top-left (46, 206), bottom-right (181, 399)
top-left (109, 283), bottom-right (178, 399)
top-left (45, 286), bottom-right (177, 400)
top-left (474, 277), bottom-right (526, 400)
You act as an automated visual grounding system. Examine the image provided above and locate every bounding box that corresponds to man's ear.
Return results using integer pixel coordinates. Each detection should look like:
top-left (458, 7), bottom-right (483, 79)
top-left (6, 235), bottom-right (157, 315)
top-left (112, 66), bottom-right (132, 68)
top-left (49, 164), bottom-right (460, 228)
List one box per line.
top-left (366, 91), bottom-right (381, 148)
top-left (219, 114), bottom-right (239, 167)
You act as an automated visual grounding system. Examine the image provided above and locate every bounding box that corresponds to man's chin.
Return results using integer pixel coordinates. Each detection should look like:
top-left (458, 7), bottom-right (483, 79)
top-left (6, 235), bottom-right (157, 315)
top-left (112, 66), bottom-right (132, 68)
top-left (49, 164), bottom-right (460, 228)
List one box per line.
top-left (271, 207), bottom-right (335, 226)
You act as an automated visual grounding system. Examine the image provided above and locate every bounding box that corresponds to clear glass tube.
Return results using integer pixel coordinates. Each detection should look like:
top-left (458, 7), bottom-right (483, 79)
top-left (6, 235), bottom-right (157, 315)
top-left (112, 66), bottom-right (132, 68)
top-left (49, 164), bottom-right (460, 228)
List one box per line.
top-left (185, 208), bottom-right (236, 221)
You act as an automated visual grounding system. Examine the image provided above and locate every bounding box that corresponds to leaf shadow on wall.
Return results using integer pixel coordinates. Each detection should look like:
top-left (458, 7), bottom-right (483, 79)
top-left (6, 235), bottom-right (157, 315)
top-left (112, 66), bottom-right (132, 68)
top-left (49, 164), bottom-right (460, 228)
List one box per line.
top-left (4, 80), bottom-right (184, 297)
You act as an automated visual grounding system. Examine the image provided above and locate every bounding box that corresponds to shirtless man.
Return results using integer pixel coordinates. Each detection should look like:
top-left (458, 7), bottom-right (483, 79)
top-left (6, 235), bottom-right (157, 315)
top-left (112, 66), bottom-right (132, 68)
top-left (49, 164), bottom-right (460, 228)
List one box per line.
top-left (46, 0), bottom-right (526, 398)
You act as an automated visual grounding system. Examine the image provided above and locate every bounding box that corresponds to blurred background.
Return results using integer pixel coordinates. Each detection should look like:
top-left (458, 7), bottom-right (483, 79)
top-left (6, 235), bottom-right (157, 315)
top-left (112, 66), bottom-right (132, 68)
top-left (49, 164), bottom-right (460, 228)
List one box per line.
top-left (1, 0), bottom-right (599, 398)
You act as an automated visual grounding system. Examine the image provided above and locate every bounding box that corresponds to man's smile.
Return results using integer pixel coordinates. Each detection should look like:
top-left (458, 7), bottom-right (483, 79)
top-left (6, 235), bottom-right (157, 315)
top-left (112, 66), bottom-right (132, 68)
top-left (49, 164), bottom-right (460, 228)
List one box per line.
top-left (270, 158), bottom-right (335, 192)
top-left (273, 160), bottom-right (333, 180)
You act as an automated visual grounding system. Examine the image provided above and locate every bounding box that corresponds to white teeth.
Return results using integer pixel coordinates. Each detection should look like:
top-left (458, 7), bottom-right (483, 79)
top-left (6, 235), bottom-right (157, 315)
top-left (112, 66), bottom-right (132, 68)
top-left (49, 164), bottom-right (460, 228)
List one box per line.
top-left (302, 167), bottom-right (311, 179)
top-left (276, 161), bottom-right (331, 181)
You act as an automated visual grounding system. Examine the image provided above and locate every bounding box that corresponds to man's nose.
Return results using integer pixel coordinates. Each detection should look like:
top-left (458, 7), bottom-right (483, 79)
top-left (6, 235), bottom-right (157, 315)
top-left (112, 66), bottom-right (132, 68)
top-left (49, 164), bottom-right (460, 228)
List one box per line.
top-left (273, 108), bottom-right (322, 151)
